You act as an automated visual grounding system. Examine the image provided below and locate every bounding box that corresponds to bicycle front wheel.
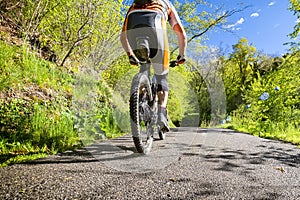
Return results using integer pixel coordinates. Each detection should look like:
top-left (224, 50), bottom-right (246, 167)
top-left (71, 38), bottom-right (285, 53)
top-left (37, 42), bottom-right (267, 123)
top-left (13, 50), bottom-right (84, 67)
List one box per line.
top-left (130, 73), bottom-right (153, 154)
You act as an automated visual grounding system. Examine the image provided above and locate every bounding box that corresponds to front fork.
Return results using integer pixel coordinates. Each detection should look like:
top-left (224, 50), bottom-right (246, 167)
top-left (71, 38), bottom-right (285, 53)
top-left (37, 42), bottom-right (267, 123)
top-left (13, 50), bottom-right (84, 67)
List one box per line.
top-left (139, 90), bottom-right (158, 139)
top-left (139, 62), bottom-right (159, 138)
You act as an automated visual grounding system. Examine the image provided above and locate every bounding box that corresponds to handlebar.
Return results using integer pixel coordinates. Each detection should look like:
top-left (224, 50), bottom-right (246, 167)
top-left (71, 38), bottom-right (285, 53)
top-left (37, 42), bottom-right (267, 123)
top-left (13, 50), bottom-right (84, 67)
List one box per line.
top-left (134, 60), bottom-right (182, 68)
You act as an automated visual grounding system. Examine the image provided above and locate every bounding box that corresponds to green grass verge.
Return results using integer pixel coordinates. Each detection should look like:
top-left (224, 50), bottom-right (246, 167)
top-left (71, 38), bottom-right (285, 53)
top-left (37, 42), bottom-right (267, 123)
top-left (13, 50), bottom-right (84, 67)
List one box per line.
top-left (222, 122), bottom-right (300, 148)
top-left (0, 41), bottom-right (125, 167)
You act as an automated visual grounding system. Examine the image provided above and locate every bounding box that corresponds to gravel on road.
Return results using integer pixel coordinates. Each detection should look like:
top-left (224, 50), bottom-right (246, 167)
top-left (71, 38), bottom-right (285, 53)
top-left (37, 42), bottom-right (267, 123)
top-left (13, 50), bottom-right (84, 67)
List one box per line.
top-left (1, 128), bottom-right (300, 199)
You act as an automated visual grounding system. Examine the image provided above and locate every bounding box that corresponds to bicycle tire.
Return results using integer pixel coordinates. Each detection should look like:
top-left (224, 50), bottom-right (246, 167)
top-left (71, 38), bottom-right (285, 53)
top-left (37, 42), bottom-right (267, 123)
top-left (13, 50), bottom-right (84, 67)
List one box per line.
top-left (130, 73), bottom-right (153, 154)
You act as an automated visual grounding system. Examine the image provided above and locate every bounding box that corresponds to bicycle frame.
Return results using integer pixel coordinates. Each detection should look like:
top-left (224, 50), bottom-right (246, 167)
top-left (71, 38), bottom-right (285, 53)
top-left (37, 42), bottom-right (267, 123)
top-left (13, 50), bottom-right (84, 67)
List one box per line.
top-left (130, 37), bottom-right (177, 153)
top-left (138, 62), bottom-right (158, 133)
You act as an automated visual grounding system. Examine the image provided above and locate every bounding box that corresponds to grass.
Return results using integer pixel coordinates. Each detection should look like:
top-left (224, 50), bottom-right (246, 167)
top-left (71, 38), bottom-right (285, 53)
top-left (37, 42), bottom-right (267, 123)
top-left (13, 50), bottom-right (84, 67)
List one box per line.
top-left (222, 120), bottom-right (300, 148)
top-left (0, 40), bottom-right (126, 167)
top-left (0, 41), bottom-right (80, 167)
top-left (0, 140), bottom-right (49, 167)
top-left (1, 41), bottom-right (70, 91)
top-left (260, 124), bottom-right (300, 147)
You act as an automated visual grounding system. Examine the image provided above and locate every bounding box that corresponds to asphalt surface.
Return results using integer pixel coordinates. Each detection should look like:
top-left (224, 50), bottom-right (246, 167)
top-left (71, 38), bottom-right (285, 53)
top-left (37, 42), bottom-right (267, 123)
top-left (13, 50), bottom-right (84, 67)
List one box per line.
top-left (1, 128), bottom-right (300, 199)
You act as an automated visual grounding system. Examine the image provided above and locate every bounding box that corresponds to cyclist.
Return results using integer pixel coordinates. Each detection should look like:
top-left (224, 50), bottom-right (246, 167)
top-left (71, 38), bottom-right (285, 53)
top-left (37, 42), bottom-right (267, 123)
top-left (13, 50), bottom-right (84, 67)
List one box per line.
top-left (120, 0), bottom-right (187, 132)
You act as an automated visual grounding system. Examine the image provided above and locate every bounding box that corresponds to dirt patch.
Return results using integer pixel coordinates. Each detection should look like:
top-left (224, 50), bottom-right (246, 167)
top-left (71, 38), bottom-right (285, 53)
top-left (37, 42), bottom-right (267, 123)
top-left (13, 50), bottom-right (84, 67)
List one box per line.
top-left (0, 84), bottom-right (58, 102)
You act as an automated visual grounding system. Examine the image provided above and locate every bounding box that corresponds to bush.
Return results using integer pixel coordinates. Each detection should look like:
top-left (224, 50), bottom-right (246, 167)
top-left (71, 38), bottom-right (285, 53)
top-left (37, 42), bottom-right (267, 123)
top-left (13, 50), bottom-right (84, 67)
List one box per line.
top-left (230, 52), bottom-right (300, 145)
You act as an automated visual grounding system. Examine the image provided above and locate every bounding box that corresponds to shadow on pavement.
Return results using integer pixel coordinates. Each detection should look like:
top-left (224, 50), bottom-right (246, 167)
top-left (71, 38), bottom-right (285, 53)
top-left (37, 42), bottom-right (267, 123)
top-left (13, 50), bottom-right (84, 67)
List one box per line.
top-left (183, 128), bottom-right (300, 172)
top-left (26, 128), bottom-right (300, 173)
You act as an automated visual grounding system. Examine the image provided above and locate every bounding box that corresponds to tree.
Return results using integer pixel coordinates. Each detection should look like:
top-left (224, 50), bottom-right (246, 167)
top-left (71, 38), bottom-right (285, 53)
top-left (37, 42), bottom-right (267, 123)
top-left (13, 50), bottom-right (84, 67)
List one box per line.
top-left (230, 38), bottom-right (257, 86)
top-left (288, 0), bottom-right (300, 51)
top-left (219, 38), bottom-right (258, 111)
top-left (1, 0), bottom-right (124, 69)
top-left (251, 54), bottom-right (284, 79)
top-left (171, 0), bottom-right (250, 54)
top-left (36, 0), bottom-right (124, 68)
top-left (236, 51), bottom-right (300, 137)
top-left (166, 0), bottom-right (252, 124)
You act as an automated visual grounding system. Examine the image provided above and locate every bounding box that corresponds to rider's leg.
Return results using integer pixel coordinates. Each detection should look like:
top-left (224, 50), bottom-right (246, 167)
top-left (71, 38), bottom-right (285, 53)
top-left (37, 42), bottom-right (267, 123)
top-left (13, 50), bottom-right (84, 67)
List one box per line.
top-left (148, 17), bottom-right (169, 132)
top-left (158, 91), bottom-right (168, 108)
top-left (156, 75), bottom-right (170, 132)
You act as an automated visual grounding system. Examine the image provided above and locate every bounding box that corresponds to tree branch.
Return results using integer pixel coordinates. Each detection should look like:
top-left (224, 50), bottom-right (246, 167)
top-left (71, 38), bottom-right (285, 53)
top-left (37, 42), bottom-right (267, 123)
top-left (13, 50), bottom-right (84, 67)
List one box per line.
top-left (171, 6), bottom-right (250, 55)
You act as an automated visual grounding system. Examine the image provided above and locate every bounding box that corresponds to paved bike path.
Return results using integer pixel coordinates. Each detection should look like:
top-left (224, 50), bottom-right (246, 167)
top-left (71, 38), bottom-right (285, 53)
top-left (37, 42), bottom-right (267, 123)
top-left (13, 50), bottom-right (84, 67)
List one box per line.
top-left (1, 128), bottom-right (300, 199)
top-left (87, 127), bottom-right (198, 173)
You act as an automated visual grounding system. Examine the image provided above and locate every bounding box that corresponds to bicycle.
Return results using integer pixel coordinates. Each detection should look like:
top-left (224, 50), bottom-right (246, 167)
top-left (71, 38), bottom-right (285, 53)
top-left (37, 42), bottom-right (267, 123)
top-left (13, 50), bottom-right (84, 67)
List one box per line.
top-left (129, 41), bottom-right (178, 154)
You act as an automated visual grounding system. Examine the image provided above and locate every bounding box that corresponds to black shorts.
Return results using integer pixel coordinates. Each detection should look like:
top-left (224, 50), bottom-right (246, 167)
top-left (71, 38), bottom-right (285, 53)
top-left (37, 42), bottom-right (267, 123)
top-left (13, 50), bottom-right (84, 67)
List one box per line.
top-left (126, 10), bottom-right (170, 76)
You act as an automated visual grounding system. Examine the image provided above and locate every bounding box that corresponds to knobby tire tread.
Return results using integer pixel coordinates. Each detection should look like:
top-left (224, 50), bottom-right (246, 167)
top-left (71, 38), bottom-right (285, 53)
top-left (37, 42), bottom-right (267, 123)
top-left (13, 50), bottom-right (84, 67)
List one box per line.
top-left (130, 73), bottom-right (152, 153)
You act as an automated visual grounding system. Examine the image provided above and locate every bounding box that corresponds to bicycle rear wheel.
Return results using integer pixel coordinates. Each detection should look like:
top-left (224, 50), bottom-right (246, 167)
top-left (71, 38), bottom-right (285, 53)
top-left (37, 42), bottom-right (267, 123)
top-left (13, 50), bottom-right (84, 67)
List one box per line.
top-left (130, 73), bottom-right (153, 154)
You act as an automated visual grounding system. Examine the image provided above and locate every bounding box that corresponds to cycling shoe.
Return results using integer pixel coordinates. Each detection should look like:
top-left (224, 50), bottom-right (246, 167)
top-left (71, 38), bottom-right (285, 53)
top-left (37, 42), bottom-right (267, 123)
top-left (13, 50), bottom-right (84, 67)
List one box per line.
top-left (158, 107), bottom-right (170, 132)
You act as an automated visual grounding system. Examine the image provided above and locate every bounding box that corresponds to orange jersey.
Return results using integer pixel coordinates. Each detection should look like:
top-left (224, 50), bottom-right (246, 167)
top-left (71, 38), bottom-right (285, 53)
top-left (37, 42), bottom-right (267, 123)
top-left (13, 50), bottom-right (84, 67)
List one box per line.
top-left (120, 0), bottom-right (187, 74)
top-left (122, 0), bottom-right (184, 32)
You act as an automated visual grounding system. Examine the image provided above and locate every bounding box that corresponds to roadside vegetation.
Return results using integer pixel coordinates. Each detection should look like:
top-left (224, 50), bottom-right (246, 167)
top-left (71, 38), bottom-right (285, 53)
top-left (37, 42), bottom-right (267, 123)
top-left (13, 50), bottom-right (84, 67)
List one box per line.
top-left (224, 50), bottom-right (300, 146)
top-left (0, 0), bottom-right (299, 167)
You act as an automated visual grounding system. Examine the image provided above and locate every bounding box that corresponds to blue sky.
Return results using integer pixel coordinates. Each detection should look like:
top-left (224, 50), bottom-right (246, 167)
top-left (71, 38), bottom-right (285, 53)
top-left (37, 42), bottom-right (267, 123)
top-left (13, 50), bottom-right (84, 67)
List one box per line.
top-left (187, 0), bottom-right (298, 55)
